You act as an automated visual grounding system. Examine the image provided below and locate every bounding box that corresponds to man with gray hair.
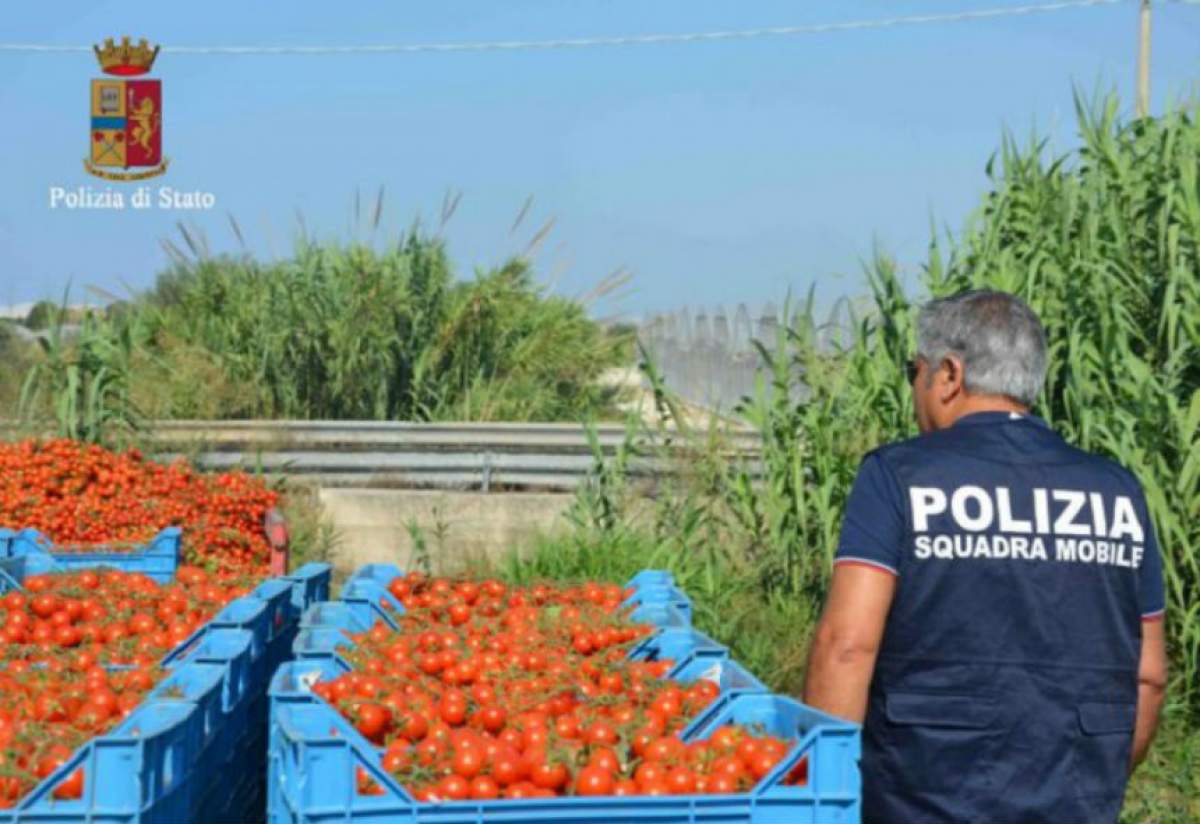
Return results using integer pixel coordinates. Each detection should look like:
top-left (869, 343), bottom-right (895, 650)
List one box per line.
top-left (803, 290), bottom-right (1167, 823)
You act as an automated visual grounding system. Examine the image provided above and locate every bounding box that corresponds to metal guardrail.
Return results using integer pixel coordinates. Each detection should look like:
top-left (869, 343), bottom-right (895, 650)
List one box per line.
top-left (62, 420), bottom-right (765, 491)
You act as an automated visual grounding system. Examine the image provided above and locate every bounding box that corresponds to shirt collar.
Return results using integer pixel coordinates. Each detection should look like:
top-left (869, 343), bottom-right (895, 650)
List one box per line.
top-left (950, 410), bottom-right (1050, 430)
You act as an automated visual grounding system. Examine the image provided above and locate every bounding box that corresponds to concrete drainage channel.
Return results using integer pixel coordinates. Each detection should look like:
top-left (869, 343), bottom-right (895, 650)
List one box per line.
top-left (316, 487), bottom-right (579, 572)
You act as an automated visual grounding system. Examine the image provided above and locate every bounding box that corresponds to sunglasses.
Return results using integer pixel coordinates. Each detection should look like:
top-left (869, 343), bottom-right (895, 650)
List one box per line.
top-left (905, 358), bottom-right (922, 385)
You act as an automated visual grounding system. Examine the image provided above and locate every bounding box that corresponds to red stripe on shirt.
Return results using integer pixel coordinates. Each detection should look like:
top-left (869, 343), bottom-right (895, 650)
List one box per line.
top-left (833, 558), bottom-right (899, 577)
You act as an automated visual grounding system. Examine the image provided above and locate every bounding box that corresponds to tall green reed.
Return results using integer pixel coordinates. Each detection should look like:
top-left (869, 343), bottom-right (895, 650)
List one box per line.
top-left (18, 295), bottom-right (149, 445)
top-left (498, 94), bottom-right (1200, 716)
top-left (15, 216), bottom-right (628, 427)
top-left (919, 94), bottom-right (1200, 708)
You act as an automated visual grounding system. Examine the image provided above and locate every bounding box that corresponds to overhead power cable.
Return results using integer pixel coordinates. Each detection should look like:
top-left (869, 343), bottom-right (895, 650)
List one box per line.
top-left (0, 0), bottom-right (1174, 58)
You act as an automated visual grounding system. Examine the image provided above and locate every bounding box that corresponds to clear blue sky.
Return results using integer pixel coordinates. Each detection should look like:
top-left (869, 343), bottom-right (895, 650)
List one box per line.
top-left (1, 1), bottom-right (1197, 319)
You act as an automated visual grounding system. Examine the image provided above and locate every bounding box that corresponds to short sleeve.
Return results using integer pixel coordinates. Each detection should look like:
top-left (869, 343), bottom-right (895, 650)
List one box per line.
top-left (834, 453), bottom-right (905, 576)
top-left (1136, 491), bottom-right (1165, 621)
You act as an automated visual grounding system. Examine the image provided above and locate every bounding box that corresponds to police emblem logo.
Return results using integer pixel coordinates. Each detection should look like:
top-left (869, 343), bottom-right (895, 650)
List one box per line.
top-left (85, 36), bottom-right (169, 180)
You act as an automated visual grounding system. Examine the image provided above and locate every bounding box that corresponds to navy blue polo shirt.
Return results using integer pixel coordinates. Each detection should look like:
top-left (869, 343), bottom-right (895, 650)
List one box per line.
top-left (834, 411), bottom-right (1164, 824)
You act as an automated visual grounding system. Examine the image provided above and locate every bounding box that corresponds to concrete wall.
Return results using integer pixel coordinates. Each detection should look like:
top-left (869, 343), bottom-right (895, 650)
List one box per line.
top-left (317, 488), bottom-right (576, 575)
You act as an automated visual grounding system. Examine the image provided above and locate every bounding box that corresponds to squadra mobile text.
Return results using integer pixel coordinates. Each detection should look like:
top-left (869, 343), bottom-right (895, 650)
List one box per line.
top-left (49, 185), bottom-right (216, 210)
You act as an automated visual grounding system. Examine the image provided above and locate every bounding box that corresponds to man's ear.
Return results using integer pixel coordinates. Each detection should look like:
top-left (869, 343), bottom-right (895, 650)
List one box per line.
top-left (938, 355), bottom-right (965, 403)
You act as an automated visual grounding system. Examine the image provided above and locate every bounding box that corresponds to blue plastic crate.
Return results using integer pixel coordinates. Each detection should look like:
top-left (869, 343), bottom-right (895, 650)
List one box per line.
top-left (210, 596), bottom-right (273, 661)
top-left (300, 601), bottom-right (374, 634)
top-left (285, 563), bottom-right (334, 615)
top-left (168, 628), bottom-right (255, 707)
top-left (339, 579), bottom-right (404, 630)
top-left (0, 554), bottom-right (330, 824)
top-left (270, 658), bottom-right (346, 706)
top-left (268, 690), bottom-right (859, 824)
top-left (330, 564), bottom-right (690, 631)
top-left (267, 564), bottom-right (331, 685)
top-left (147, 661), bottom-right (250, 823)
top-left (295, 585), bottom-right (727, 682)
top-left (338, 566), bottom-right (696, 623)
top-left (163, 630), bottom-right (257, 786)
top-left (0, 527), bottom-right (181, 584)
top-left (157, 579), bottom-right (315, 822)
top-left (289, 621), bottom-right (734, 683)
top-left (344, 563), bottom-right (404, 591)
top-left (162, 564), bottom-right (331, 698)
top-left (292, 625), bottom-right (358, 668)
top-left (0, 690), bottom-right (201, 823)
top-left (623, 583), bottom-right (694, 622)
top-left (168, 619), bottom-right (295, 824)
top-left (267, 564), bottom-right (808, 824)
top-left (0, 551), bottom-right (75, 594)
top-left (0, 557), bottom-right (20, 595)
top-left (631, 623), bottom-right (729, 673)
top-left (148, 662), bottom-right (228, 746)
top-left (621, 569), bottom-right (694, 623)
top-left (332, 564), bottom-right (405, 632)
top-left (628, 600), bottom-right (690, 629)
top-left (180, 626), bottom-right (269, 729)
top-left (624, 568), bottom-right (676, 590)
top-left (0, 540), bottom-right (316, 680)
top-left (255, 578), bottom-right (297, 641)
top-left (671, 655), bottom-right (769, 695)
top-left (624, 602), bottom-right (731, 680)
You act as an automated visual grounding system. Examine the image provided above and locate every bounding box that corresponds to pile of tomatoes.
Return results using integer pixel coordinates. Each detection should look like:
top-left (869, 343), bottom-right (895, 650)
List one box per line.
top-left (0, 439), bottom-right (277, 576)
top-left (316, 573), bottom-right (806, 802)
top-left (0, 565), bottom-right (255, 807)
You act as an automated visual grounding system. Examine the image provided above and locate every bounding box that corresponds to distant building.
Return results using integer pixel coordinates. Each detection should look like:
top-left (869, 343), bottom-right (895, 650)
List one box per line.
top-left (0, 303), bottom-right (35, 320)
top-left (0, 302), bottom-right (106, 324)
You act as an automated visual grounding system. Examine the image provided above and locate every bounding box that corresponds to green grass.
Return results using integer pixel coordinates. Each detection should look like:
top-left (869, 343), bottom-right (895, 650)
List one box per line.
top-left (277, 481), bottom-right (338, 571)
top-left (1122, 710), bottom-right (1200, 823)
top-left (14, 221), bottom-right (630, 431)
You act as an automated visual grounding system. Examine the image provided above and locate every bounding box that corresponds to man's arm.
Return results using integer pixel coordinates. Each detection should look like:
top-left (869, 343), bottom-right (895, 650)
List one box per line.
top-left (802, 564), bottom-right (897, 723)
top-left (1131, 618), bottom-right (1167, 771)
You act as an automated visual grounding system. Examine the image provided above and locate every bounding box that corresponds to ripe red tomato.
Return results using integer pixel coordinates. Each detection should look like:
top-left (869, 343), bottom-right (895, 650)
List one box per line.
top-left (665, 766), bottom-right (697, 795)
top-left (395, 711), bottom-right (429, 742)
top-left (574, 765), bottom-right (614, 796)
top-left (529, 760), bottom-right (568, 791)
top-left (382, 748), bottom-right (412, 773)
top-left (450, 747), bottom-right (484, 780)
top-left (707, 772), bottom-right (739, 794)
top-left (634, 761), bottom-right (666, 787)
top-left (584, 720), bottom-right (619, 746)
top-left (29, 594), bottom-right (58, 619)
top-left (645, 736), bottom-right (685, 763)
top-left (612, 778), bottom-right (638, 796)
top-left (436, 774), bottom-right (470, 800)
top-left (51, 768), bottom-right (84, 800)
top-left (468, 776), bottom-right (499, 800)
top-left (490, 750), bottom-right (525, 787)
top-left (475, 704), bottom-right (506, 734)
top-left (587, 746), bottom-right (621, 774)
top-left (353, 704), bottom-right (392, 743)
top-left (748, 750), bottom-right (783, 780)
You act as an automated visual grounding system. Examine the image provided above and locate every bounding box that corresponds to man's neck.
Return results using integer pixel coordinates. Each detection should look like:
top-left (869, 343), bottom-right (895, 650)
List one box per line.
top-left (947, 395), bottom-right (1029, 426)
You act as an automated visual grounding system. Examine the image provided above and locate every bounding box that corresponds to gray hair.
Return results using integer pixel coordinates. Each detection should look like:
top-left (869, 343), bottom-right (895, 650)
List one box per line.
top-left (916, 290), bottom-right (1047, 407)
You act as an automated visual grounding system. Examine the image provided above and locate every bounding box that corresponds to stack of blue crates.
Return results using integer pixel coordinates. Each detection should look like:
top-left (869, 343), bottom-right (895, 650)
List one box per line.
top-left (268, 564), bottom-right (862, 824)
top-left (0, 526), bottom-right (182, 584)
top-left (0, 528), bottom-right (331, 824)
